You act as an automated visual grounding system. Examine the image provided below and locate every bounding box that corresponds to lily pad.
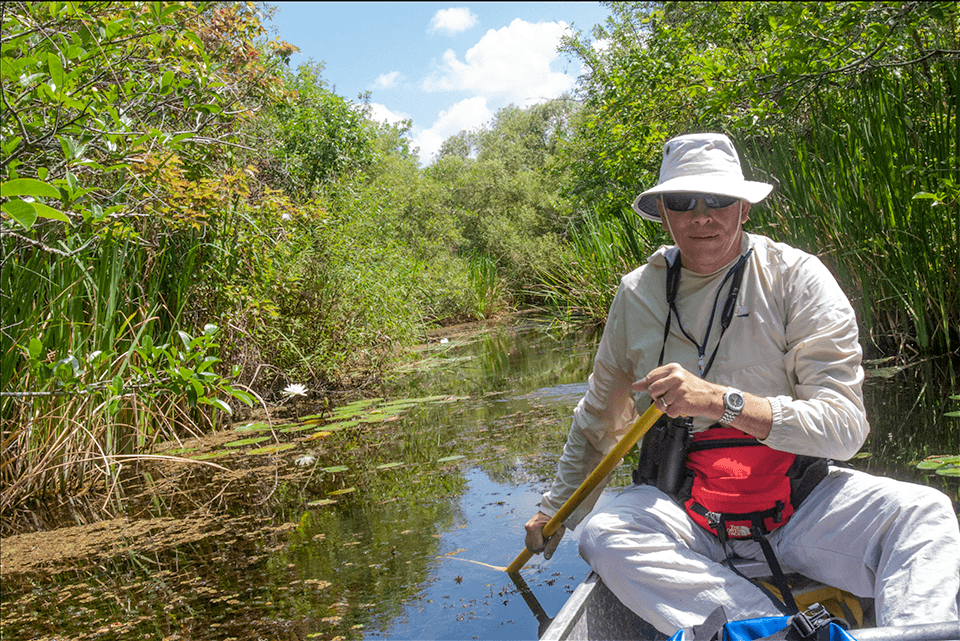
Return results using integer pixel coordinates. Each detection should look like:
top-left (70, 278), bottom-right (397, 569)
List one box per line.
top-left (164, 447), bottom-right (201, 456)
top-left (234, 422), bottom-right (272, 433)
top-left (190, 451), bottom-right (232, 461)
top-left (305, 430), bottom-right (333, 441)
top-left (936, 465), bottom-right (959, 477)
top-left (308, 498), bottom-right (337, 507)
top-left (224, 436), bottom-right (271, 448)
top-left (318, 419), bottom-right (360, 431)
top-left (280, 424), bottom-right (315, 433)
top-left (331, 398), bottom-right (382, 417)
top-left (357, 412), bottom-right (397, 423)
top-left (916, 455), bottom-right (960, 470)
top-left (248, 443), bottom-right (297, 455)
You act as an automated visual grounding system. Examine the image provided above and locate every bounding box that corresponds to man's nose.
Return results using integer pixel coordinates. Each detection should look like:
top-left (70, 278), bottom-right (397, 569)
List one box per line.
top-left (690, 200), bottom-right (713, 222)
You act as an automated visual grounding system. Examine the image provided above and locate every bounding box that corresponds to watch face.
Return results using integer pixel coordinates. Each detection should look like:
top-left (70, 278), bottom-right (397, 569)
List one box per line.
top-left (727, 391), bottom-right (745, 410)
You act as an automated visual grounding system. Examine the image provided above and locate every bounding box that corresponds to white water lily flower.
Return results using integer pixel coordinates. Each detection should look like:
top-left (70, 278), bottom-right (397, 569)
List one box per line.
top-left (295, 454), bottom-right (316, 467)
top-left (283, 383), bottom-right (308, 397)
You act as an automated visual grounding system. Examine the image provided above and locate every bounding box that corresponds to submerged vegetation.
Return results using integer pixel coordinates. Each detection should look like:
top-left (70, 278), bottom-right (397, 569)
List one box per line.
top-left (1, 1), bottom-right (958, 522)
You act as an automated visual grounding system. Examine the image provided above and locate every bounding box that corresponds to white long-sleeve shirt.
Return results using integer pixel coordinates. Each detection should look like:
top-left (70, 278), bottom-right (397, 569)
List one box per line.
top-left (541, 232), bottom-right (869, 528)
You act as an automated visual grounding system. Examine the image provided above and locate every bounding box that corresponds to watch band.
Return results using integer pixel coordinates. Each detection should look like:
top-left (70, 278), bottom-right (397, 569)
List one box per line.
top-left (721, 388), bottom-right (744, 424)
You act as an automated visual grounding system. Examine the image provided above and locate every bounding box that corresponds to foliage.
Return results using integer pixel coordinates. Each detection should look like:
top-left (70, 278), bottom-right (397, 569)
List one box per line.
top-left (744, 68), bottom-right (958, 354)
top-left (427, 101), bottom-right (577, 302)
top-left (533, 210), bottom-right (635, 326)
top-left (0, 1), bottom-right (294, 514)
top-left (2, 0), bottom-right (957, 520)
top-left (556, 0), bottom-right (959, 353)
top-left (260, 61), bottom-right (376, 200)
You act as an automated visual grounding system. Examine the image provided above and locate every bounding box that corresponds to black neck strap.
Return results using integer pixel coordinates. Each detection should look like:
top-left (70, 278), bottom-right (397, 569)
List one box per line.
top-left (657, 248), bottom-right (752, 378)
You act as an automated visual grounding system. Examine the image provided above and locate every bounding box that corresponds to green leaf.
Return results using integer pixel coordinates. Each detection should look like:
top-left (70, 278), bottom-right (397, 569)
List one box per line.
top-left (31, 201), bottom-right (70, 223)
top-left (204, 398), bottom-right (232, 414)
top-left (248, 443), bottom-right (297, 455)
top-left (321, 465), bottom-right (349, 473)
top-left (1, 178), bottom-right (61, 198)
top-left (2, 200), bottom-right (37, 229)
top-left (28, 338), bottom-right (43, 360)
top-left (223, 386), bottom-right (255, 407)
top-left (47, 52), bottom-right (63, 89)
top-left (224, 436), bottom-right (270, 448)
top-left (234, 422), bottom-right (271, 433)
top-left (916, 455), bottom-right (960, 470)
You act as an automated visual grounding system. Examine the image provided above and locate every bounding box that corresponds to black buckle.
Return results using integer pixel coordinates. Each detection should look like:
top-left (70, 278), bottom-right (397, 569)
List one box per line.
top-left (791, 603), bottom-right (830, 638)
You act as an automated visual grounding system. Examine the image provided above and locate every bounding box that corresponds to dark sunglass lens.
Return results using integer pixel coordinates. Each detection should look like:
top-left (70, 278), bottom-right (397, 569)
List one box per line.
top-left (663, 194), bottom-right (697, 211)
top-left (704, 194), bottom-right (738, 209)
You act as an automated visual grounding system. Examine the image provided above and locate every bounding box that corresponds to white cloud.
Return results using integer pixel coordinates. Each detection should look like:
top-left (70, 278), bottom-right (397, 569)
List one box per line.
top-left (429, 7), bottom-right (478, 35)
top-left (422, 19), bottom-right (576, 105)
top-left (366, 102), bottom-right (409, 126)
top-left (412, 96), bottom-right (493, 162)
top-left (373, 71), bottom-right (402, 89)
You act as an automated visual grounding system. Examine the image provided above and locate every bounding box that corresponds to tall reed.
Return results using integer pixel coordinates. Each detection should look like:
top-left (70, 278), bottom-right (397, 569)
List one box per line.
top-left (746, 65), bottom-right (958, 355)
top-left (534, 210), bottom-right (649, 325)
top-left (467, 253), bottom-right (509, 319)
top-left (0, 225), bottom-right (239, 523)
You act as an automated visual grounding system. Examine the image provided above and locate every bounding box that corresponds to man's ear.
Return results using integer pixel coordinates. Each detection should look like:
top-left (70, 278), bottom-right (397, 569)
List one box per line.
top-left (658, 200), bottom-right (669, 233)
top-left (740, 201), bottom-right (751, 224)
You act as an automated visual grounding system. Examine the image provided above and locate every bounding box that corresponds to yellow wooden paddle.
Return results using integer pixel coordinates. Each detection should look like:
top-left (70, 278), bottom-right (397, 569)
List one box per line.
top-left (506, 403), bottom-right (663, 574)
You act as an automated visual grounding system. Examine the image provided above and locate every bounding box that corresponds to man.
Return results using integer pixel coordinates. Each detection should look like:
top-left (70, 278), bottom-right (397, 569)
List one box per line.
top-left (523, 133), bottom-right (960, 633)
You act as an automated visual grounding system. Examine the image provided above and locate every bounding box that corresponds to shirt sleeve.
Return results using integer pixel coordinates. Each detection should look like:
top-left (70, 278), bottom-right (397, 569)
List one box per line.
top-left (761, 252), bottom-right (869, 460)
top-left (539, 280), bottom-right (639, 529)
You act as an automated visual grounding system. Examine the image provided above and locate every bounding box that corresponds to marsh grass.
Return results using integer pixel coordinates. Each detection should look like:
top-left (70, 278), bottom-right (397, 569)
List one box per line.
top-left (746, 68), bottom-right (958, 355)
top-left (0, 228), bottom-right (242, 523)
top-left (547, 66), bottom-right (957, 356)
top-left (534, 211), bottom-right (649, 325)
top-left (467, 253), bottom-right (509, 319)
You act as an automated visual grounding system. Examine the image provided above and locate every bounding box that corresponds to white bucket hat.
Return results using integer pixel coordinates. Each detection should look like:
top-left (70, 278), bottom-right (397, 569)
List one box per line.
top-left (632, 133), bottom-right (773, 221)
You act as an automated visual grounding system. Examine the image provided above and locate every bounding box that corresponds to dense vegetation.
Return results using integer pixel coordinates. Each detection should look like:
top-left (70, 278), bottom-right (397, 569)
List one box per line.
top-left (1, 1), bottom-right (957, 519)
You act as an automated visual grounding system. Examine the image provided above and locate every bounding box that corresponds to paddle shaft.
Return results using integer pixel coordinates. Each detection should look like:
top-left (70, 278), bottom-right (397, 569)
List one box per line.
top-left (506, 403), bottom-right (663, 573)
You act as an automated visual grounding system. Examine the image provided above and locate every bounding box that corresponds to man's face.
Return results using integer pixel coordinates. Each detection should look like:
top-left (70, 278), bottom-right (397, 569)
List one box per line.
top-left (658, 195), bottom-right (750, 274)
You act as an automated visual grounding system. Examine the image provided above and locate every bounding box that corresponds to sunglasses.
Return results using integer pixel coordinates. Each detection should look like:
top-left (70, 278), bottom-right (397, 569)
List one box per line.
top-left (661, 193), bottom-right (739, 212)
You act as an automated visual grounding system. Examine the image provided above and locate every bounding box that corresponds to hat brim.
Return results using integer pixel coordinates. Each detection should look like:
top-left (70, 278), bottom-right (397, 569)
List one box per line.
top-left (632, 176), bottom-right (773, 222)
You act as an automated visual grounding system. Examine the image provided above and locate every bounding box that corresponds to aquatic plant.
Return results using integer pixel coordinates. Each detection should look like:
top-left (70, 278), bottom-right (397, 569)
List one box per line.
top-left (745, 65), bottom-right (958, 355)
top-left (533, 210), bottom-right (648, 325)
top-left (467, 253), bottom-right (510, 320)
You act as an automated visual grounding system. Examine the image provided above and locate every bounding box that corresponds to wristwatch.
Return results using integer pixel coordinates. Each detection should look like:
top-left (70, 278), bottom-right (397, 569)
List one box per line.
top-left (721, 388), bottom-right (745, 425)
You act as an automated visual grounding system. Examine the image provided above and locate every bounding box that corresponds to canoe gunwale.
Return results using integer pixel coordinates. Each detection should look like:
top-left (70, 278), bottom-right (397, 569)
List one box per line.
top-left (540, 570), bottom-right (960, 641)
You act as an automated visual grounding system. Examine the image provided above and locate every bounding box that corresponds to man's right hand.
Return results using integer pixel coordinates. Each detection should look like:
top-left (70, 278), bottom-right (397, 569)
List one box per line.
top-left (524, 511), bottom-right (566, 560)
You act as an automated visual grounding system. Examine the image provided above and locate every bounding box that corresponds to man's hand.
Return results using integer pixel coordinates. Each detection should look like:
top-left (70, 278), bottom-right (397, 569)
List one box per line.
top-left (524, 511), bottom-right (566, 560)
top-left (633, 363), bottom-right (722, 420)
top-left (634, 362), bottom-right (773, 439)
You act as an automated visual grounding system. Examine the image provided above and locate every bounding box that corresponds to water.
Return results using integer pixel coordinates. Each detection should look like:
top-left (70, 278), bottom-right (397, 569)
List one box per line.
top-left (1, 322), bottom-right (956, 640)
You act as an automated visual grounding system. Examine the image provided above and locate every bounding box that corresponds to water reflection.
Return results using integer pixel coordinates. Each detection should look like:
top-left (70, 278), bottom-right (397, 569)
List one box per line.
top-left (1, 323), bottom-right (955, 640)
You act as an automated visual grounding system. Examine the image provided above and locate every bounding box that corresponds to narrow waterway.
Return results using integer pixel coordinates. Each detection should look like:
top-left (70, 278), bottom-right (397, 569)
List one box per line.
top-left (1, 322), bottom-right (956, 640)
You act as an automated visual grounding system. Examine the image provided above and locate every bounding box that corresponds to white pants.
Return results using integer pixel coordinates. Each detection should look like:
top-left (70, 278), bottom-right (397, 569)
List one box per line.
top-left (579, 467), bottom-right (960, 634)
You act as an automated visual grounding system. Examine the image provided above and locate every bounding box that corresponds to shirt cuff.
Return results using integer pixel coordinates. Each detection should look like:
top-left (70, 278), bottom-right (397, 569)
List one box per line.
top-left (761, 395), bottom-right (785, 442)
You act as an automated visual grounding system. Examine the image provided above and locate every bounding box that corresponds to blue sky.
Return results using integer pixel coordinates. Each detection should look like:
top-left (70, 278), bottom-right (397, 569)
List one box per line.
top-left (267, 2), bottom-right (610, 163)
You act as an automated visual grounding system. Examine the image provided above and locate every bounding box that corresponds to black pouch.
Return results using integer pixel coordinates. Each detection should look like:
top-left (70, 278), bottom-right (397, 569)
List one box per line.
top-left (633, 416), bottom-right (692, 495)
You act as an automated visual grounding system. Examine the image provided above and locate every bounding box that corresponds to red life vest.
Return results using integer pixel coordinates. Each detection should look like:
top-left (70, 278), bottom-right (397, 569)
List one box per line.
top-left (684, 426), bottom-right (802, 540)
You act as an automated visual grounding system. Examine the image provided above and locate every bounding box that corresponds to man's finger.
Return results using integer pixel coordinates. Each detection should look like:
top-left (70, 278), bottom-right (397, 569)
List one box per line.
top-left (543, 525), bottom-right (566, 560)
